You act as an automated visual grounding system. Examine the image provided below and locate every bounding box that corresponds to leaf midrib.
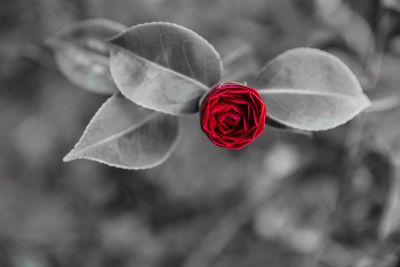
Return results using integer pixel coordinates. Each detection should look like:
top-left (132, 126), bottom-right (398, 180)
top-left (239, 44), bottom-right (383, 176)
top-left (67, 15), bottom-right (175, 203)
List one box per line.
top-left (259, 88), bottom-right (370, 103)
top-left (69, 112), bottom-right (160, 157)
top-left (110, 46), bottom-right (210, 91)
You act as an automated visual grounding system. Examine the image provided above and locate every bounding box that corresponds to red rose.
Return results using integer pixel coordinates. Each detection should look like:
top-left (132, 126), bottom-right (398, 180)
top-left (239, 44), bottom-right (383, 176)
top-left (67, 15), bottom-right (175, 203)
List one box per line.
top-left (200, 82), bottom-right (267, 149)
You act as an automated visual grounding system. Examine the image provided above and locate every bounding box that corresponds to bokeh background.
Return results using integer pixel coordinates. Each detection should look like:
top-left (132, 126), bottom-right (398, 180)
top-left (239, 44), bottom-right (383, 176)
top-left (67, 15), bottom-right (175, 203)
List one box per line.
top-left (2, 0), bottom-right (400, 266)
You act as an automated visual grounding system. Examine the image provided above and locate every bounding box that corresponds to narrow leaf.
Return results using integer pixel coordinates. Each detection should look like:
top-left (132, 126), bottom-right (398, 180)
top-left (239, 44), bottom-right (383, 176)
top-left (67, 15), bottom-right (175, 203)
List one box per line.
top-left (251, 48), bottom-right (371, 131)
top-left (380, 164), bottom-right (400, 239)
top-left (47, 19), bottom-right (127, 94)
top-left (109, 22), bottom-right (223, 115)
top-left (64, 94), bottom-right (180, 169)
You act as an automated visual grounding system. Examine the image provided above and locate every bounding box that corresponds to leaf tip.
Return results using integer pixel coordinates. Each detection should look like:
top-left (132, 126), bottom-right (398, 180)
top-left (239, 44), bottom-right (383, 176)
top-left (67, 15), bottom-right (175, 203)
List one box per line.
top-left (360, 94), bottom-right (373, 111)
top-left (365, 96), bottom-right (373, 106)
top-left (63, 150), bottom-right (77, 162)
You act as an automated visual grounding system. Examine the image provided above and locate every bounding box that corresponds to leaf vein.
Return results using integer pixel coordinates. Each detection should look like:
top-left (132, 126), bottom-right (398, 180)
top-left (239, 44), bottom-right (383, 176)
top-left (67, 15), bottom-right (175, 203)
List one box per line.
top-left (73, 112), bottom-right (159, 156)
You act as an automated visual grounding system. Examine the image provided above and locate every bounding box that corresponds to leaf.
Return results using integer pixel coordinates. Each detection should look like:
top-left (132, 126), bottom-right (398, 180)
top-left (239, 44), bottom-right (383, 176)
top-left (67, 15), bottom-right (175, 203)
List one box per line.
top-left (382, 0), bottom-right (400, 13)
top-left (380, 164), bottom-right (400, 239)
top-left (327, 49), bottom-right (369, 89)
top-left (250, 48), bottom-right (371, 131)
top-left (109, 22), bottom-right (223, 115)
top-left (47, 19), bottom-right (127, 94)
top-left (63, 94), bottom-right (180, 170)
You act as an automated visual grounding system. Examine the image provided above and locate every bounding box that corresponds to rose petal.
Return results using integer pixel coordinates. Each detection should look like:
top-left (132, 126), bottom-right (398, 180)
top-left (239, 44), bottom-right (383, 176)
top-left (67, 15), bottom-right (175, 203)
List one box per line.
top-left (200, 82), bottom-right (267, 149)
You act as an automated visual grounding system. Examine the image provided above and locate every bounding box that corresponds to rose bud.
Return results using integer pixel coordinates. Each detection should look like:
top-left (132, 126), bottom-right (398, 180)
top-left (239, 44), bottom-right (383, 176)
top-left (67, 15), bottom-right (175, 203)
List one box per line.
top-left (200, 82), bottom-right (267, 149)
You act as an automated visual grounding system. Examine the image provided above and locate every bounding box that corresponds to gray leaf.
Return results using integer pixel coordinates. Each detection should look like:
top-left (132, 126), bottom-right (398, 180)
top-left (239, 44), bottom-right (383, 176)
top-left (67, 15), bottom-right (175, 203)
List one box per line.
top-left (382, 0), bottom-right (400, 13)
top-left (64, 94), bottom-right (180, 169)
top-left (47, 19), bottom-right (127, 94)
top-left (380, 166), bottom-right (400, 239)
top-left (251, 48), bottom-right (371, 131)
top-left (109, 22), bottom-right (223, 115)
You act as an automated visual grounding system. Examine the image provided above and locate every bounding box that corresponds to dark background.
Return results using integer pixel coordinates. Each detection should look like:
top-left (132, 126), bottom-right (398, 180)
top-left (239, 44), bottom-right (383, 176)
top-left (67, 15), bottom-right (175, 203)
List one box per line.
top-left (1, 0), bottom-right (400, 267)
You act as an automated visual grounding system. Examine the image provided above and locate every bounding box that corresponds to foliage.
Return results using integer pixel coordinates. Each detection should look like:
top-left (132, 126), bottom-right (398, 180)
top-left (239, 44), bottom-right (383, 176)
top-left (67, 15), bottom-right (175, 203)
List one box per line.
top-left (2, 0), bottom-right (400, 267)
top-left (48, 20), bottom-right (370, 169)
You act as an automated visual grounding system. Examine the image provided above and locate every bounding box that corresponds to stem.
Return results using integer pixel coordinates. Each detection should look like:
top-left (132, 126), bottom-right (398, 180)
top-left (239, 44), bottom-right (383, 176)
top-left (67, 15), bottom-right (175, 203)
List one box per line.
top-left (311, 5), bottom-right (394, 267)
top-left (379, 160), bottom-right (400, 239)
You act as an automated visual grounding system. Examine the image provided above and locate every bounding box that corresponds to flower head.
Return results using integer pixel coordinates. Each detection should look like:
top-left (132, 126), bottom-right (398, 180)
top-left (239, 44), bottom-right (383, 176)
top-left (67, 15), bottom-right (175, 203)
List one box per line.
top-left (200, 82), bottom-right (267, 149)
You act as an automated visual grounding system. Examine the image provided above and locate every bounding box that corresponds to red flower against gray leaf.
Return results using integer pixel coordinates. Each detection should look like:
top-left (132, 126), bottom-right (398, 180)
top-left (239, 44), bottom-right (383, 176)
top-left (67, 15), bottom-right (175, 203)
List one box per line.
top-left (200, 82), bottom-right (267, 149)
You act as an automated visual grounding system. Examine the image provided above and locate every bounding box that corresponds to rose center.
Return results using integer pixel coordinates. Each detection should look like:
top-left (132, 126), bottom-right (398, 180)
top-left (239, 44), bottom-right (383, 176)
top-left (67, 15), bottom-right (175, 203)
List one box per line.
top-left (223, 113), bottom-right (240, 128)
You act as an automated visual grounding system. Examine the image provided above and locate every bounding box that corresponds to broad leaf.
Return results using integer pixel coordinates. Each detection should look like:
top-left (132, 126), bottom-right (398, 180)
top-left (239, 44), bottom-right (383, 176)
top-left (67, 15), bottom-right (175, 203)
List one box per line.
top-left (47, 19), bottom-right (127, 94)
top-left (382, 0), bottom-right (400, 13)
top-left (109, 22), bottom-right (223, 115)
top-left (63, 94), bottom-right (180, 169)
top-left (251, 48), bottom-right (371, 131)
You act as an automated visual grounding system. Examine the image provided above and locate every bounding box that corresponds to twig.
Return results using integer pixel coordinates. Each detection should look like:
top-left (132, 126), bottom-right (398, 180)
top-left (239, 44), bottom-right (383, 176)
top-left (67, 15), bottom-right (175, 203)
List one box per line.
top-left (379, 160), bottom-right (400, 239)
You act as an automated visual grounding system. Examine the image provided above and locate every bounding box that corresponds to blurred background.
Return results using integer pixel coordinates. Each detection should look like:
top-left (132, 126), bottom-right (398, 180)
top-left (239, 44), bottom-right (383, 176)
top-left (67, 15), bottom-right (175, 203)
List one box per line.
top-left (2, 0), bottom-right (400, 266)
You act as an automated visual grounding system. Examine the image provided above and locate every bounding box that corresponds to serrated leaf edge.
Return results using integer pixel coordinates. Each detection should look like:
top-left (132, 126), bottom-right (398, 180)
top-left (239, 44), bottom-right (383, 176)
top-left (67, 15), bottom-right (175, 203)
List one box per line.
top-left (108, 21), bottom-right (223, 77)
top-left (264, 98), bottom-right (370, 131)
top-left (109, 46), bottom-right (210, 115)
top-left (256, 47), bottom-right (371, 131)
top-left (63, 95), bottom-right (181, 170)
top-left (255, 47), bottom-right (366, 94)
